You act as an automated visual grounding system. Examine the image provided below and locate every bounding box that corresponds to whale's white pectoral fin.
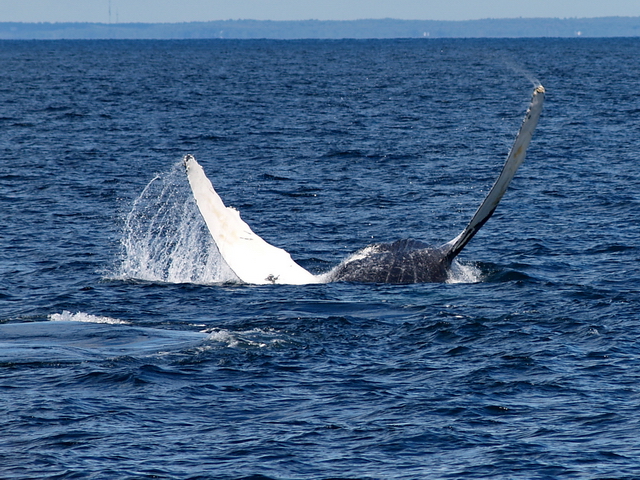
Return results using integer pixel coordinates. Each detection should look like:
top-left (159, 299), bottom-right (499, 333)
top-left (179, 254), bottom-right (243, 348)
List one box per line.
top-left (183, 155), bottom-right (319, 285)
top-left (442, 85), bottom-right (545, 260)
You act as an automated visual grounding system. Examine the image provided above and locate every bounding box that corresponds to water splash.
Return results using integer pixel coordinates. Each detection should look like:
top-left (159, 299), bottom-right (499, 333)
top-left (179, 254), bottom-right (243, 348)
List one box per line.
top-left (447, 260), bottom-right (482, 284)
top-left (49, 311), bottom-right (129, 325)
top-left (203, 327), bottom-right (287, 348)
top-left (118, 161), bottom-right (238, 284)
top-left (501, 57), bottom-right (542, 89)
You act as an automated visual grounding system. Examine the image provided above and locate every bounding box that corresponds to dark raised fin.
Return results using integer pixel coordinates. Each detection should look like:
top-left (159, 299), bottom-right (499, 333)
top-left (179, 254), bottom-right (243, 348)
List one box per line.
top-left (441, 85), bottom-right (545, 262)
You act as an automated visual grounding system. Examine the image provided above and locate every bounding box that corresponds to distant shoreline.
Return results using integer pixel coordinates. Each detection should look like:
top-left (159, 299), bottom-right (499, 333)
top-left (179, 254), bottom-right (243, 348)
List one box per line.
top-left (1, 17), bottom-right (640, 40)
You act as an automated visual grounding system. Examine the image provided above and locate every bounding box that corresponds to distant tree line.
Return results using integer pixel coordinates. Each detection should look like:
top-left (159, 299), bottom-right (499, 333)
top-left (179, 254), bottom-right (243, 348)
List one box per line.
top-left (1, 17), bottom-right (639, 40)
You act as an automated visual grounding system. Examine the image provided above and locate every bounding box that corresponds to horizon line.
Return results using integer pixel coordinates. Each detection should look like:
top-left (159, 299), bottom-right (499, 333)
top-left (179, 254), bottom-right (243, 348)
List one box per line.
top-left (2, 15), bottom-right (639, 26)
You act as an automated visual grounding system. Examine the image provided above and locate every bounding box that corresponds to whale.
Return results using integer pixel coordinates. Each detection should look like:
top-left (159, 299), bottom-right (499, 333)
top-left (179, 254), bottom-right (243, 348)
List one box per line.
top-left (184, 85), bottom-right (545, 284)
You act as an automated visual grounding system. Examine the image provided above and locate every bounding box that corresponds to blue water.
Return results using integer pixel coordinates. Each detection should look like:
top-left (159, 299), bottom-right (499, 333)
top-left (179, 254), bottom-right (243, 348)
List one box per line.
top-left (1, 38), bottom-right (640, 479)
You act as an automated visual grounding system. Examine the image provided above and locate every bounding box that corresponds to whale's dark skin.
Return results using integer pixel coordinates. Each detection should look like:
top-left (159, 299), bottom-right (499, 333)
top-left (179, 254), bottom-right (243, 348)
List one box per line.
top-left (327, 239), bottom-right (451, 284)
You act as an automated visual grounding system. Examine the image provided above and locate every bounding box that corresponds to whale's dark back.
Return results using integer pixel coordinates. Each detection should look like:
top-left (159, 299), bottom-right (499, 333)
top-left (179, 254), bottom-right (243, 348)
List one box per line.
top-left (328, 239), bottom-right (450, 284)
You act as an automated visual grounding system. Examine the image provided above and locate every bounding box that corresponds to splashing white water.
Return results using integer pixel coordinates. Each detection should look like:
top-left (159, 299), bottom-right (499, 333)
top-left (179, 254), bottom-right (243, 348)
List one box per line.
top-left (203, 328), bottom-right (286, 348)
top-left (118, 161), bottom-right (238, 284)
top-left (447, 260), bottom-right (482, 284)
top-left (49, 311), bottom-right (129, 325)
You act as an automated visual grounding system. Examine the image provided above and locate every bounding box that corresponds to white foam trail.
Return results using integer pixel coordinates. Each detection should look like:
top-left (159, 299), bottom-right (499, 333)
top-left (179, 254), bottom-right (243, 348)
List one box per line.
top-left (49, 311), bottom-right (129, 325)
top-left (117, 162), bottom-right (238, 284)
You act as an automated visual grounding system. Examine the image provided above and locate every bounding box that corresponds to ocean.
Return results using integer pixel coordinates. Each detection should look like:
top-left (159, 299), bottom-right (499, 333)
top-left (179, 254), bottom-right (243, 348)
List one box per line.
top-left (1, 38), bottom-right (639, 479)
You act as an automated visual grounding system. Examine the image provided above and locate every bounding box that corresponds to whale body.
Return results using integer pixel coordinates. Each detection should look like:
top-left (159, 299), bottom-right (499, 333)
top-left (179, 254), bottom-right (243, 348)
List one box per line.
top-left (184, 85), bottom-right (545, 284)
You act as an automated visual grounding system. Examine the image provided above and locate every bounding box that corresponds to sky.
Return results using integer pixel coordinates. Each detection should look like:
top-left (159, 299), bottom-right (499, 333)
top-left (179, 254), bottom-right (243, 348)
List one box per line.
top-left (1, 0), bottom-right (640, 24)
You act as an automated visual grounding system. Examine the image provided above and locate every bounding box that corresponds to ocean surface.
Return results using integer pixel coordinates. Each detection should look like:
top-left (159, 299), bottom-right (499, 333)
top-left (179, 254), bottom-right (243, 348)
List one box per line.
top-left (1, 38), bottom-right (639, 479)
